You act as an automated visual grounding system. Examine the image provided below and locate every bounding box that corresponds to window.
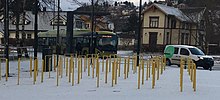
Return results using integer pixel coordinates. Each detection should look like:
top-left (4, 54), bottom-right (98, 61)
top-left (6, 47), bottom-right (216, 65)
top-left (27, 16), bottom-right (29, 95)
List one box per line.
top-left (174, 47), bottom-right (179, 54)
top-left (27, 34), bottom-right (31, 39)
top-left (166, 32), bottom-right (170, 44)
top-left (180, 48), bottom-right (189, 55)
top-left (171, 19), bottom-right (176, 28)
top-left (182, 22), bottom-right (185, 29)
top-left (149, 17), bottom-right (159, 28)
top-left (76, 20), bottom-right (83, 29)
top-left (181, 33), bottom-right (189, 45)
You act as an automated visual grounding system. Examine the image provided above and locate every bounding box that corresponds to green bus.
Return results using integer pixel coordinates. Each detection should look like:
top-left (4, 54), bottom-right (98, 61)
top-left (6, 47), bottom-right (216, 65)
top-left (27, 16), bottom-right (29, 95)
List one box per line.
top-left (38, 29), bottom-right (118, 56)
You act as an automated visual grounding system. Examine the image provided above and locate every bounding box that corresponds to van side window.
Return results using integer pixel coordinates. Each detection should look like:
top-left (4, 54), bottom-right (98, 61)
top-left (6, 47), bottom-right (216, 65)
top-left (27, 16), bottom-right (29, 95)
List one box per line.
top-left (180, 48), bottom-right (189, 55)
top-left (174, 47), bottom-right (179, 54)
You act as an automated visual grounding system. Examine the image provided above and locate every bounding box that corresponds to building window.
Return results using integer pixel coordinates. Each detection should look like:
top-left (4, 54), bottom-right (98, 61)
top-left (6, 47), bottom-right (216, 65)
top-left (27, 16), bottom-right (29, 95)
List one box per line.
top-left (85, 24), bottom-right (90, 29)
top-left (76, 20), bottom-right (83, 29)
top-left (149, 17), bottom-right (159, 28)
top-left (182, 22), bottom-right (185, 29)
top-left (181, 33), bottom-right (189, 45)
top-left (27, 34), bottom-right (32, 39)
top-left (166, 32), bottom-right (170, 44)
top-left (171, 19), bottom-right (176, 28)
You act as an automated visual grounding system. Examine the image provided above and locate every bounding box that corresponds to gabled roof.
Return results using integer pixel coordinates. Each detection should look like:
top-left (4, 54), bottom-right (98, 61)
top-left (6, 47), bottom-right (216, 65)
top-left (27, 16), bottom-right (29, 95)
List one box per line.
top-left (143, 3), bottom-right (192, 22)
top-left (180, 7), bottom-right (206, 23)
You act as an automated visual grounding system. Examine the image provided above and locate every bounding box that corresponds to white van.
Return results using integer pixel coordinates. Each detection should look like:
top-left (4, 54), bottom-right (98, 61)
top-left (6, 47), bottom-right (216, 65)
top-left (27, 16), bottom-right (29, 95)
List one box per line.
top-left (164, 45), bottom-right (214, 70)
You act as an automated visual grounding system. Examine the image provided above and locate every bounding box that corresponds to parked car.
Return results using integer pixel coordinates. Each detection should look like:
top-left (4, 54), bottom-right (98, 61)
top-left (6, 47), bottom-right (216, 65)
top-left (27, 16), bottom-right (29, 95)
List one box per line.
top-left (164, 45), bottom-right (214, 70)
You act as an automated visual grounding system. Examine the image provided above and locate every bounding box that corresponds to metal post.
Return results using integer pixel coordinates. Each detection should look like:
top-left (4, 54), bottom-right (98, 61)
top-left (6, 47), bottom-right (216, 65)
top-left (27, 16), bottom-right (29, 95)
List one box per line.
top-left (137, 0), bottom-right (142, 66)
top-left (90, 0), bottom-right (94, 54)
top-left (56, 0), bottom-right (60, 66)
top-left (4, 0), bottom-right (9, 75)
top-left (34, 0), bottom-right (38, 60)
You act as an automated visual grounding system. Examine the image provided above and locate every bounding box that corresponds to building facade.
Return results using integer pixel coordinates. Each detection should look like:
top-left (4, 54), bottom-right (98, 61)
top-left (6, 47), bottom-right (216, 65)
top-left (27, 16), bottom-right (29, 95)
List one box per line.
top-left (142, 3), bottom-right (198, 52)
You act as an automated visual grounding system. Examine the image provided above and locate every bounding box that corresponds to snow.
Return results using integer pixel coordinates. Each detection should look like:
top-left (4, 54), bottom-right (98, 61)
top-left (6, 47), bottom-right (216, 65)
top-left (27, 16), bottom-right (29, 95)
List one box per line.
top-left (0, 52), bottom-right (220, 100)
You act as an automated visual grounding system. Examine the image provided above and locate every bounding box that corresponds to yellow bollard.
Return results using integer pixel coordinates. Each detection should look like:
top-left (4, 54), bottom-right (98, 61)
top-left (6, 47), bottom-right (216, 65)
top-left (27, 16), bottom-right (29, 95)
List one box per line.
top-left (49, 58), bottom-right (51, 78)
top-left (152, 62), bottom-right (156, 89)
top-left (118, 57), bottom-right (121, 77)
top-left (92, 56), bottom-right (95, 78)
top-left (133, 55), bottom-right (137, 74)
top-left (77, 57), bottom-right (80, 84)
top-left (41, 59), bottom-right (44, 83)
top-left (160, 57), bottom-right (163, 75)
top-left (190, 61), bottom-right (193, 82)
top-left (124, 57), bottom-right (127, 79)
top-left (88, 57), bottom-right (90, 76)
top-left (102, 56), bottom-right (104, 72)
top-left (56, 59), bottom-right (59, 86)
top-left (193, 63), bottom-right (196, 92)
top-left (115, 58), bottom-right (118, 85)
top-left (66, 57), bottom-right (68, 77)
top-left (149, 59), bottom-right (151, 78)
top-left (105, 57), bottom-right (108, 83)
top-left (33, 59), bottom-right (37, 84)
top-left (6, 59), bottom-right (8, 82)
top-left (84, 56), bottom-right (87, 72)
top-left (30, 57), bottom-right (32, 77)
top-left (69, 56), bottom-right (72, 83)
top-left (112, 62), bottom-right (114, 87)
top-left (142, 59), bottom-right (144, 85)
top-left (17, 58), bottom-right (20, 85)
top-left (180, 59), bottom-right (184, 92)
top-left (146, 60), bottom-right (149, 80)
top-left (109, 55), bottom-right (112, 72)
top-left (60, 56), bottom-right (62, 78)
top-left (80, 57), bottom-right (82, 79)
top-left (127, 57), bottom-right (129, 78)
top-left (157, 57), bottom-right (160, 80)
top-left (72, 60), bottom-right (74, 86)
top-left (97, 56), bottom-right (100, 88)
top-left (54, 55), bottom-right (56, 71)
top-left (138, 65), bottom-right (141, 89)
top-left (0, 59), bottom-right (1, 81)
top-left (36, 59), bottom-right (38, 76)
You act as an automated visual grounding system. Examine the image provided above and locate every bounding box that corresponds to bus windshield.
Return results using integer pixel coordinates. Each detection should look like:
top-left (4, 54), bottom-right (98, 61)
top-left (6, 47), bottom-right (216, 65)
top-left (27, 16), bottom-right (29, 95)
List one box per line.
top-left (189, 48), bottom-right (205, 55)
top-left (98, 36), bottom-right (117, 47)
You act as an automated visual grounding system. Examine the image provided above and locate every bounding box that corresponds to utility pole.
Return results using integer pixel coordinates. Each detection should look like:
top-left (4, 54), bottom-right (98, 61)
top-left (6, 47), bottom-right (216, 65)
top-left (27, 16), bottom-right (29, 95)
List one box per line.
top-left (56, 0), bottom-right (60, 65)
top-left (34, 0), bottom-right (38, 60)
top-left (4, 0), bottom-right (9, 74)
top-left (137, 0), bottom-right (142, 66)
top-left (90, 0), bottom-right (94, 54)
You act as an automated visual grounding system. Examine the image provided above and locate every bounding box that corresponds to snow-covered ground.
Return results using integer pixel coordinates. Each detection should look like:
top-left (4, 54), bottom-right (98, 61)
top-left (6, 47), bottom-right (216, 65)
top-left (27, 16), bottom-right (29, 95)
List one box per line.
top-left (0, 52), bottom-right (220, 100)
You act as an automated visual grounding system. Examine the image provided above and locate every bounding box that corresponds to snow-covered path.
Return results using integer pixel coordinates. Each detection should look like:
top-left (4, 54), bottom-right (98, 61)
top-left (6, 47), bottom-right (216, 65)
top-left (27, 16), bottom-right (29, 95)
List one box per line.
top-left (0, 53), bottom-right (220, 100)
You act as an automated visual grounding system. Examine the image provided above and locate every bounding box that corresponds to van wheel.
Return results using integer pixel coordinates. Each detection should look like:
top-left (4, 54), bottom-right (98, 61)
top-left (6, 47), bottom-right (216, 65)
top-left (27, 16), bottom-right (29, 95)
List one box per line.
top-left (166, 59), bottom-right (171, 66)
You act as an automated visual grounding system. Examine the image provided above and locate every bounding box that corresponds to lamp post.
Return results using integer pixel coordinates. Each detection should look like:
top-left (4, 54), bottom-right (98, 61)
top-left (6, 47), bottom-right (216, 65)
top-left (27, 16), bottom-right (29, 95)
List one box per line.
top-left (137, 0), bottom-right (142, 66)
top-left (4, 0), bottom-right (9, 74)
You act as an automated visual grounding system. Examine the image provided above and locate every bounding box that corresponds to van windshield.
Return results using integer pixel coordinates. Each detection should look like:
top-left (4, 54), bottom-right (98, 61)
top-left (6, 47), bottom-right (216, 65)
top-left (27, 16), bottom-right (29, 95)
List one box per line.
top-left (189, 48), bottom-right (205, 55)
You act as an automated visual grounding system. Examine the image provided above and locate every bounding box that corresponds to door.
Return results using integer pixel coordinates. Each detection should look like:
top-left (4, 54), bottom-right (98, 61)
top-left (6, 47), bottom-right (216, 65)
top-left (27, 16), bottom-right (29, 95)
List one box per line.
top-left (149, 32), bottom-right (158, 52)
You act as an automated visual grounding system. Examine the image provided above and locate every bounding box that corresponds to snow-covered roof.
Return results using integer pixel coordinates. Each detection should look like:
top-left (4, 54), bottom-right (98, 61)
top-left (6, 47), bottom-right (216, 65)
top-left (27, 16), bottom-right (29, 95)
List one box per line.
top-left (39, 0), bottom-right (90, 11)
top-left (144, 3), bottom-right (192, 22)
